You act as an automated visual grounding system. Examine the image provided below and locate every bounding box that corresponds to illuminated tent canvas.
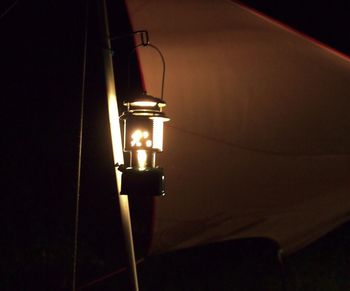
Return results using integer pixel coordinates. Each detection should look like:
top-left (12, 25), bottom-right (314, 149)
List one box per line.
top-left (125, 0), bottom-right (350, 255)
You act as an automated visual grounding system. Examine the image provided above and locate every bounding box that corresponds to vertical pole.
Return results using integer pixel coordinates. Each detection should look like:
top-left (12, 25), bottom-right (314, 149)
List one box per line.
top-left (99, 1), bottom-right (139, 290)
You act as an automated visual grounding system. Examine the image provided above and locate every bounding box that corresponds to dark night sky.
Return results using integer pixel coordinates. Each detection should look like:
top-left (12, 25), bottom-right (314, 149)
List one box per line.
top-left (1, 0), bottom-right (349, 289)
top-left (239, 0), bottom-right (350, 56)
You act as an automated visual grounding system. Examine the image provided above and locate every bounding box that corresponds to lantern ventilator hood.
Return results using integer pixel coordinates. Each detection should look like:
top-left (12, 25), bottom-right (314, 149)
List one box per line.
top-left (123, 94), bottom-right (168, 117)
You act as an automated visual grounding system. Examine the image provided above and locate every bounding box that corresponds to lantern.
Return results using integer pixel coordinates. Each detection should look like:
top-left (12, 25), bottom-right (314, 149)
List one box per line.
top-left (119, 93), bottom-right (170, 196)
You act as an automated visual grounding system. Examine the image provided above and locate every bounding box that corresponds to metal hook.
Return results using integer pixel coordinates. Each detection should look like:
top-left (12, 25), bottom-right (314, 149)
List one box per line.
top-left (134, 30), bottom-right (149, 46)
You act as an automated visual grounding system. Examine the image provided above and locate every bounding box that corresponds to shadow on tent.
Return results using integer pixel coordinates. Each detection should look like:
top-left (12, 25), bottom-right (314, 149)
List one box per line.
top-left (138, 237), bottom-right (286, 291)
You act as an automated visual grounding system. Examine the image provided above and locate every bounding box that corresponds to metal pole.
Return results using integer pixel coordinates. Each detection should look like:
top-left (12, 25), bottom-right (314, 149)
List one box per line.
top-left (99, 1), bottom-right (139, 290)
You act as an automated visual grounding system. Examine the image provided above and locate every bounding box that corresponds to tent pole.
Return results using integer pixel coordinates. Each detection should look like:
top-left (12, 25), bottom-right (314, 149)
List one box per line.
top-left (99, 1), bottom-right (139, 290)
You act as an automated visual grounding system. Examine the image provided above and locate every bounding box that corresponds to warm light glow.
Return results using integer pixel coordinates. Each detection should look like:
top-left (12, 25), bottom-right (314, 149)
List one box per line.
top-left (146, 140), bottom-right (152, 147)
top-left (137, 150), bottom-right (147, 170)
top-left (131, 130), bottom-right (142, 147)
top-left (152, 118), bottom-right (164, 151)
top-left (131, 130), bottom-right (150, 147)
top-left (131, 101), bottom-right (157, 107)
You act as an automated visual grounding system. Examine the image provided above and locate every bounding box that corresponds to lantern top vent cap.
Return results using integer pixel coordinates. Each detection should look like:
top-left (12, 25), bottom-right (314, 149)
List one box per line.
top-left (123, 93), bottom-right (166, 108)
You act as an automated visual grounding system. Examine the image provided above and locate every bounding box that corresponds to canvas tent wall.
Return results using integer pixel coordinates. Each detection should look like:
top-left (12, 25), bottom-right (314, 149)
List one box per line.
top-left (125, 0), bottom-right (350, 255)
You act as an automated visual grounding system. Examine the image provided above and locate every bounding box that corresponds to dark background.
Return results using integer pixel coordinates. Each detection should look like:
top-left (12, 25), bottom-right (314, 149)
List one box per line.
top-left (239, 0), bottom-right (350, 56)
top-left (1, 0), bottom-right (349, 290)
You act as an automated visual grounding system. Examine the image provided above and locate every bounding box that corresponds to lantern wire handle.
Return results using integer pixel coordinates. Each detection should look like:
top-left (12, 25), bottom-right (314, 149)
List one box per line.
top-left (128, 35), bottom-right (166, 100)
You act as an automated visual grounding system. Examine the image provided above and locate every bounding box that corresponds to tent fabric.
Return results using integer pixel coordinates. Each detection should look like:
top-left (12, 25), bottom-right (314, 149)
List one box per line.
top-left (125, 0), bottom-right (350, 255)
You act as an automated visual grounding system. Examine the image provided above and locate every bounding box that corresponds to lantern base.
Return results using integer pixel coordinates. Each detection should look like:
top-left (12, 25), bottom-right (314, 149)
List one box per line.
top-left (120, 167), bottom-right (165, 196)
